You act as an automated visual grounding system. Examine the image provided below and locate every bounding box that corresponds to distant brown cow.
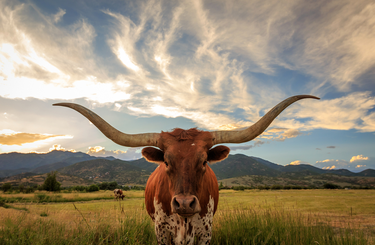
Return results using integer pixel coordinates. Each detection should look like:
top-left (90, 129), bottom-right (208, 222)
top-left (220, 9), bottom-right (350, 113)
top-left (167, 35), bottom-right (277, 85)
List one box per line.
top-left (55, 95), bottom-right (319, 244)
top-left (114, 189), bottom-right (125, 200)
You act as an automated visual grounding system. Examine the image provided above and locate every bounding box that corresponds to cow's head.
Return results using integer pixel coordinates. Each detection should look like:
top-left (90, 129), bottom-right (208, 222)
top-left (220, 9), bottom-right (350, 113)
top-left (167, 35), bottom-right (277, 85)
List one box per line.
top-left (142, 128), bottom-right (230, 217)
top-left (53, 95), bottom-right (319, 217)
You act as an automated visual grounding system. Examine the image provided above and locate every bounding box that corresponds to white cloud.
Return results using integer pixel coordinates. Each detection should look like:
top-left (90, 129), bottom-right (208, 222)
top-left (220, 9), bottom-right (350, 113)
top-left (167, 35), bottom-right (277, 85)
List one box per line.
top-left (0, 0), bottom-right (374, 138)
top-left (288, 160), bottom-right (305, 166)
top-left (350, 155), bottom-right (369, 163)
top-left (315, 155), bottom-right (374, 172)
top-left (0, 129), bottom-right (73, 153)
top-left (259, 128), bottom-right (304, 141)
top-left (290, 92), bottom-right (375, 132)
top-left (229, 140), bottom-right (266, 151)
top-left (49, 144), bottom-right (75, 152)
top-left (87, 146), bottom-right (142, 160)
top-left (53, 8), bottom-right (66, 23)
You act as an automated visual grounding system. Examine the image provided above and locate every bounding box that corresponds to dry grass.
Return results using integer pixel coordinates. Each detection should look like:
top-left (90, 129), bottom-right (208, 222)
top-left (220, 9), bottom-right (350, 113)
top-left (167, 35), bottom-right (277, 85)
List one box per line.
top-left (1, 189), bottom-right (374, 244)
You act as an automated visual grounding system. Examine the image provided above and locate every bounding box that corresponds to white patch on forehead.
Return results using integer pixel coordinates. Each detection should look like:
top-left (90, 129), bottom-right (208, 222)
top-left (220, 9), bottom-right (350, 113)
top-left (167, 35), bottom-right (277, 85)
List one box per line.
top-left (153, 196), bottom-right (215, 244)
top-left (191, 143), bottom-right (195, 146)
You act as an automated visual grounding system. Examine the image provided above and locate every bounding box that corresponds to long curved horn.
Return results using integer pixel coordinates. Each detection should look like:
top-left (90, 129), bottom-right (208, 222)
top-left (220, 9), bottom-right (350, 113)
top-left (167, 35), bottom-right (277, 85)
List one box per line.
top-left (53, 103), bottom-right (160, 147)
top-left (211, 95), bottom-right (319, 145)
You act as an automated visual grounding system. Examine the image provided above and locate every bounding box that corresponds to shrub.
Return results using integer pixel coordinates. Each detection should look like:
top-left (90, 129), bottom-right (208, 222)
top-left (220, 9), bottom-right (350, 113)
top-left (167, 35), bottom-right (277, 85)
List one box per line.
top-left (18, 184), bottom-right (25, 193)
top-left (108, 181), bottom-right (119, 190)
top-left (232, 186), bottom-right (245, 191)
top-left (323, 183), bottom-right (340, 189)
top-left (42, 172), bottom-right (61, 192)
top-left (270, 185), bottom-right (282, 190)
top-left (1, 183), bottom-right (12, 192)
top-left (98, 182), bottom-right (109, 190)
top-left (70, 186), bottom-right (87, 192)
top-left (87, 184), bottom-right (99, 192)
top-left (24, 187), bottom-right (35, 193)
top-left (132, 185), bottom-right (145, 190)
top-left (35, 193), bottom-right (51, 203)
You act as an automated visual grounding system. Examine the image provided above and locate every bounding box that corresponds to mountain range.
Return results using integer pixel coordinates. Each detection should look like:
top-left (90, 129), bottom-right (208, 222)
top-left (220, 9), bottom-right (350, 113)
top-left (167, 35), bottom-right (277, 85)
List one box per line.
top-left (0, 151), bottom-right (374, 186)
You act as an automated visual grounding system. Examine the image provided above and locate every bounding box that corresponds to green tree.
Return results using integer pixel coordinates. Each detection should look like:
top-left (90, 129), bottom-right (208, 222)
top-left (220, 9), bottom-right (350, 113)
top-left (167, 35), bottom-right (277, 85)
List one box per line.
top-left (323, 183), bottom-right (340, 189)
top-left (19, 184), bottom-right (25, 193)
top-left (98, 182), bottom-right (109, 190)
top-left (108, 181), bottom-right (118, 190)
top-left (42, 172), bottom-right (61, 192)
top-left (2, 183), bottom-right (12, 192)
top-left (87, 184), bottom-right (99, 192)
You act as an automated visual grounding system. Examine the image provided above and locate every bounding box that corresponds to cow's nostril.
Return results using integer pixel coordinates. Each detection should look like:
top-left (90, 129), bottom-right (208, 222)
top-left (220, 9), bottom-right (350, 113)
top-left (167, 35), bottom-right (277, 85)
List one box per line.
top-left (173, 197), bottom-right (180, 208)
top-left (189, 198), bottom-right (196, 209)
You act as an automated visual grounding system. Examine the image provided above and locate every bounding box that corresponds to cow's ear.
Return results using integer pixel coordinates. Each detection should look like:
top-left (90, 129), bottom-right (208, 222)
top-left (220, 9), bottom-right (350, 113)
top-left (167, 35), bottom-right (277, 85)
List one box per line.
top-left (142, 147), bottom-right (164, 164)
top-left (208, 145), bottom-right (230, 164)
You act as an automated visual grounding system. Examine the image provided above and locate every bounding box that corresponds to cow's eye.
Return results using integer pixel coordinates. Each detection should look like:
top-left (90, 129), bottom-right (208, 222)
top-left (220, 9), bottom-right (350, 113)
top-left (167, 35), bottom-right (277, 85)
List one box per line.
top-left (164, 161), bottom-right (168, 167)
top-left (203, 161), bottom-right (207, 166)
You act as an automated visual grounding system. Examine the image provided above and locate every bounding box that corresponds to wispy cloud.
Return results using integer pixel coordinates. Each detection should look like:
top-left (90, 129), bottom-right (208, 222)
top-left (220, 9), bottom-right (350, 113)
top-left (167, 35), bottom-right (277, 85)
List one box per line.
top-left (0, 129), bottom-right (72, 152)
top-left (53, 8), bottom-right (66, 24)
top-left (229, 140), bottom-right (266, 151)
top-left (0, 129), bottom-right (71, 146)
top-left (0, 0), bottom-right (374, 137)
top-left (87, 146), bottom-right (142, 160)
top-left (289, 92), bottom-right (375, 132)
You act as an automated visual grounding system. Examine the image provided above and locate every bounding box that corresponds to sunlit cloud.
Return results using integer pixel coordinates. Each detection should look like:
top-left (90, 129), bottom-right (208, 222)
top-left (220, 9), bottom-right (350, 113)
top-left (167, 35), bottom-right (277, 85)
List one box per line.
top-left (0, 0), bottom-right (374, 162)
top-left (287, 160), bottom-right (310, 166)
top-left (0, 129), bottom-right (71, 146)
top-left (315, 155), bottom-right (374, 172)
top-left (0, 129), bottom-right (73, 153)
top-left (259, 128), bottom-right (304, 141)
top-left (49, 144), bottom-right (76, 152)
top-left (290, 92), bottom-right (375, 132)
top-left (116, 48), bottom-right (140, 72)
top-left (87, 146), bottom-right (142, 160)
top-left (350, 155), bottom-right (369, 163)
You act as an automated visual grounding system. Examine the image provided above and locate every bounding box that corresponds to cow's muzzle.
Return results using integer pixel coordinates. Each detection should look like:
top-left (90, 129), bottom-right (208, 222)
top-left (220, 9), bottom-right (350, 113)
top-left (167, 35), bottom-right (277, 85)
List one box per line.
top-left (171, 195), bottom-right (201, 217)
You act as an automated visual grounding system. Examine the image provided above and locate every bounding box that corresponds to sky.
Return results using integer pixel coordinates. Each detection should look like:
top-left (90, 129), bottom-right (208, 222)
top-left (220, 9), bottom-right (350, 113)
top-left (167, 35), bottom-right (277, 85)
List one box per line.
top-left (0, 0), bottom-right (374, 172)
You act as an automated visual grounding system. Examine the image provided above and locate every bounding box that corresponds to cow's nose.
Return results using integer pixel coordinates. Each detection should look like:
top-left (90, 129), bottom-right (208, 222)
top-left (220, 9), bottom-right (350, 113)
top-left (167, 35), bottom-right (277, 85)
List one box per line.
top-left (171, 195), bottom-right (201, 217)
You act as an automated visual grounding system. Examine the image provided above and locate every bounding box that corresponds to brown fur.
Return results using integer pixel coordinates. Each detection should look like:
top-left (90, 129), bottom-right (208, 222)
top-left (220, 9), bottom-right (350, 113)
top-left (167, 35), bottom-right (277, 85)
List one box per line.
top-left (114, 189), bottom-right (125, 200)
top-left (143, 128), bottom-right (228, 243)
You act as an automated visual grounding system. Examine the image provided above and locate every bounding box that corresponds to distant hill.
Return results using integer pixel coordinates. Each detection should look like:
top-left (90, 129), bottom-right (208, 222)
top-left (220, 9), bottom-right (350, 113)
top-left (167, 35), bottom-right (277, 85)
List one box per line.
top-left (126, 158), bottom-right (158, 172)
top-left (218, 174), bottom-right (375, 188)
top-left (210, 154), bottom-right (280, 179)
top-left (357, 169), bottom-right (375, 177)
top-left (0, 172), bottom-right (94, 187)
top-left (1, 151), bottom-right (375, 187)
top-left (57, 158), bottom-right (151, 185)
top-left (0, 151), bottom-right (112, 177)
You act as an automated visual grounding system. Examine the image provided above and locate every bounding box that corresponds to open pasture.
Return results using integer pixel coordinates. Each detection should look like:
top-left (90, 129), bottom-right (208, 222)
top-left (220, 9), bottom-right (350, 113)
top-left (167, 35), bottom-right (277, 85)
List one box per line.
top-left (1, 189), bottom-right (374, 244)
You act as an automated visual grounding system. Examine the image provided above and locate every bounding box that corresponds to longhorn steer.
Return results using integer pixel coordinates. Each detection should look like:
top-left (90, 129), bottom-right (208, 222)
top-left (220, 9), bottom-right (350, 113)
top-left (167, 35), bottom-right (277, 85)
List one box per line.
top-left (54, 95), bottom-right (319, 244)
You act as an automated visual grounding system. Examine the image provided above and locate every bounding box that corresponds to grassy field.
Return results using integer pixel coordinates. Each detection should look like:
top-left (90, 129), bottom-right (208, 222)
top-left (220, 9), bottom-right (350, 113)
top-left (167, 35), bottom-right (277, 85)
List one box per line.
top-left (1, 189), bottom-right (374, 244)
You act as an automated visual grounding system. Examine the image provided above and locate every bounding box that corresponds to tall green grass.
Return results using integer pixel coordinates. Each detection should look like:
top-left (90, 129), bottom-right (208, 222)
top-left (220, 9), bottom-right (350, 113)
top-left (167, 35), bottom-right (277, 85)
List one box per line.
top-left (0, 206), bottom-right (370, 244)
top-left (212, 208), bottom-right (368, 244)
